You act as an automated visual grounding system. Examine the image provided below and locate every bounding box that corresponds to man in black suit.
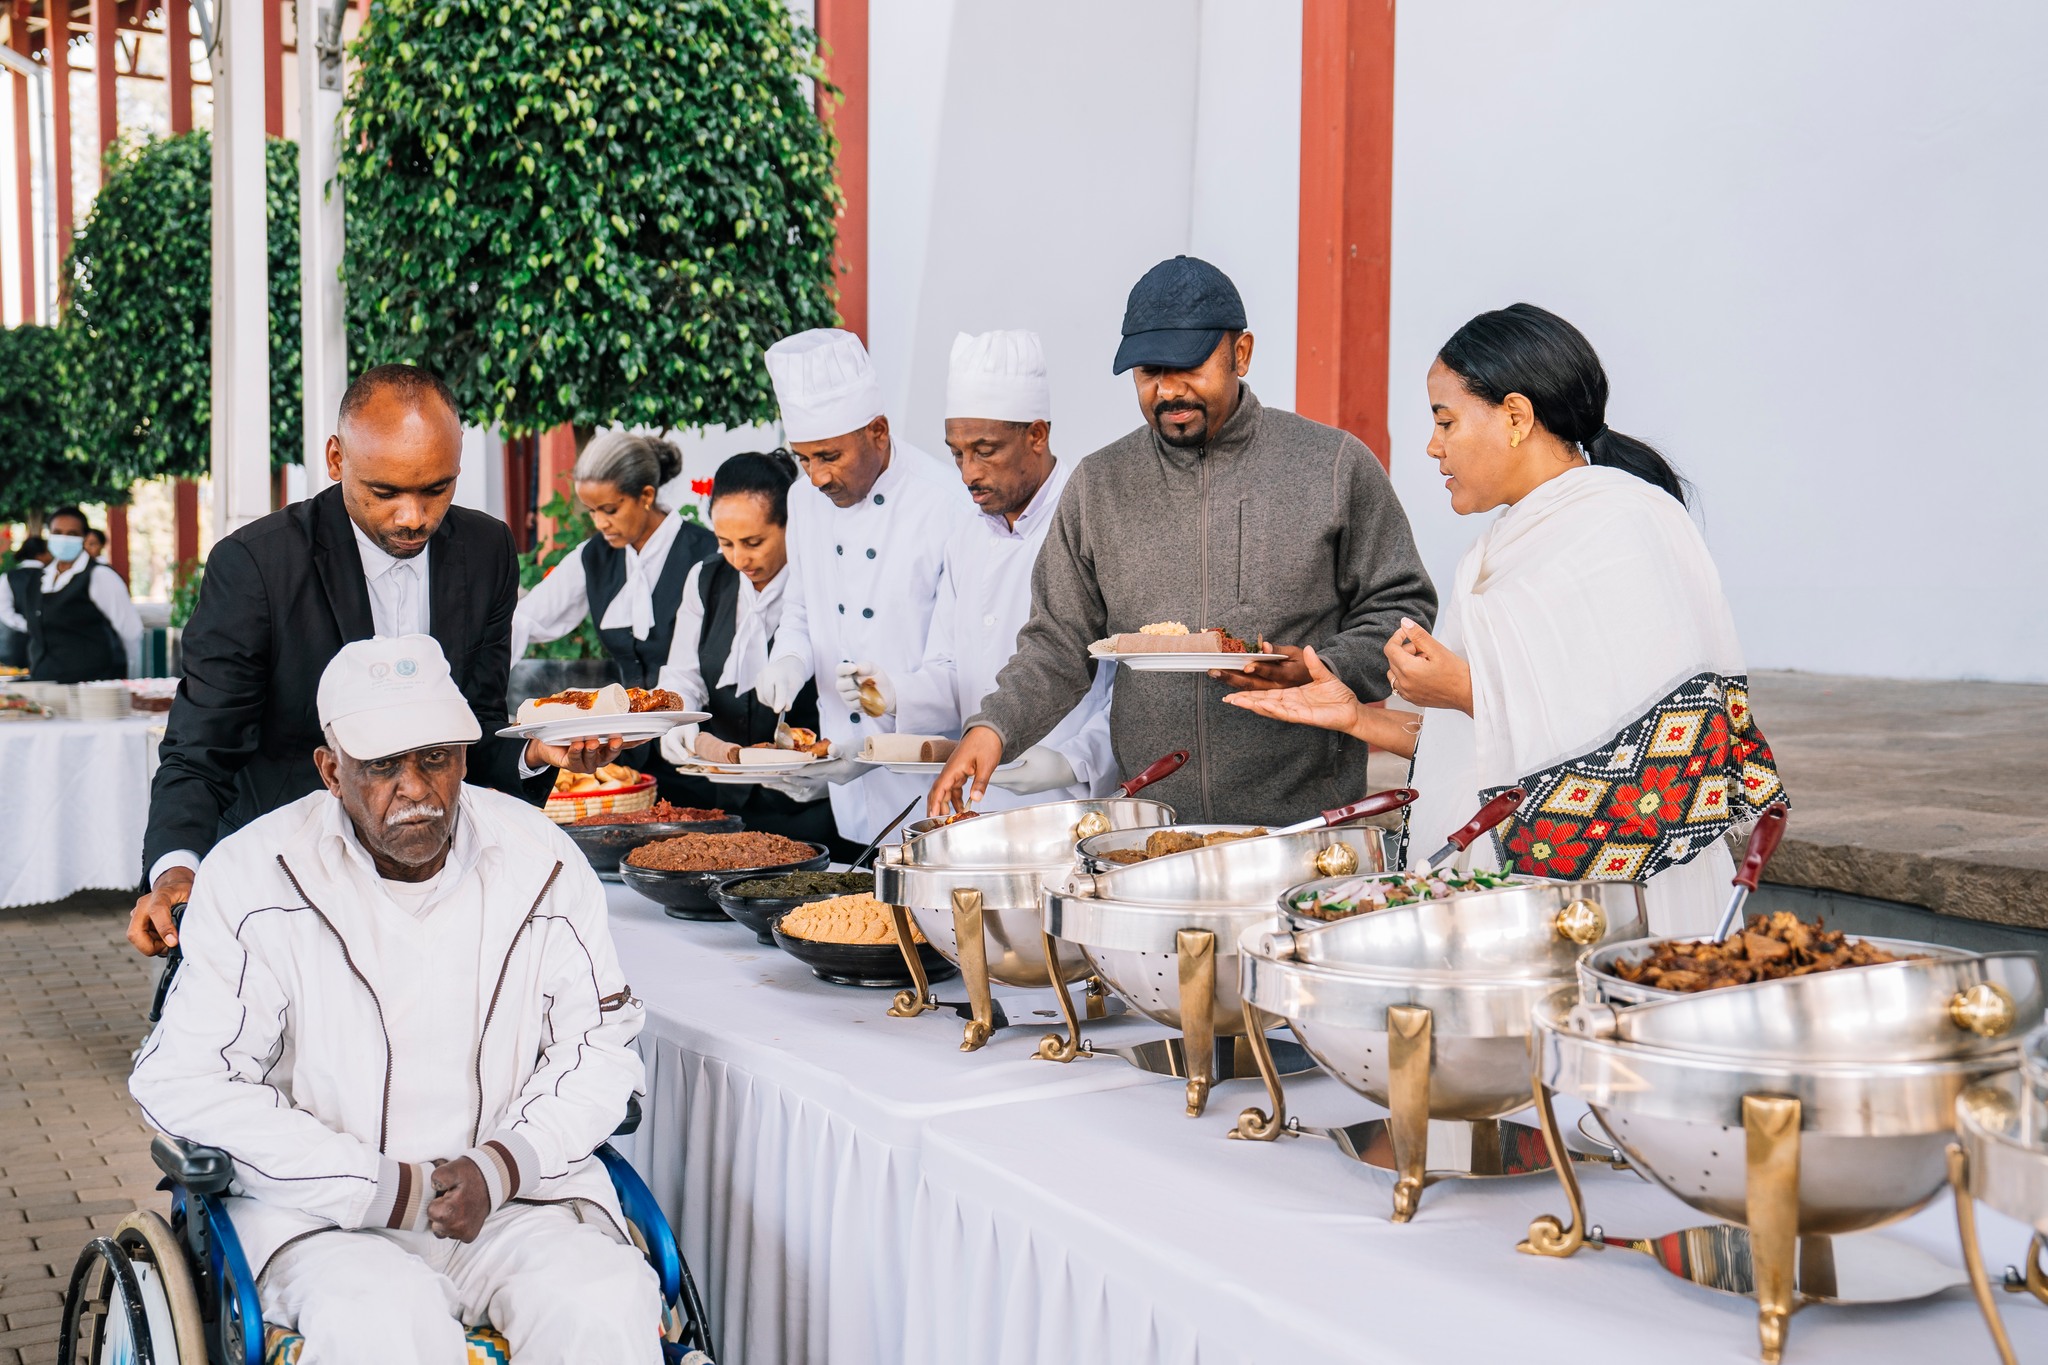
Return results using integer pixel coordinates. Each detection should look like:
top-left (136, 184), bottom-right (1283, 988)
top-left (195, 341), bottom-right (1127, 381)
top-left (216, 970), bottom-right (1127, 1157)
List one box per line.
top-left (128, 364), bottom-right (623, 956)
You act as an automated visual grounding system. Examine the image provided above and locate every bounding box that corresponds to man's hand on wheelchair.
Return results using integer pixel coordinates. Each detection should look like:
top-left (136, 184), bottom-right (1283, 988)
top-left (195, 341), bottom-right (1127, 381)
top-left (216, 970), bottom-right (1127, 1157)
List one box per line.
top-left (129, 867), bottom-right (193, 957)
top-left (428, 1157), bottom-right (492, 1243)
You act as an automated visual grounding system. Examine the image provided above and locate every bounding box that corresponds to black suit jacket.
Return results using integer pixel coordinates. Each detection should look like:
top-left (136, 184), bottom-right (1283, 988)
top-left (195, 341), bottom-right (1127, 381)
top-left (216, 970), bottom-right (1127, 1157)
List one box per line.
top-left (142, 486), bottom-right (548, 878)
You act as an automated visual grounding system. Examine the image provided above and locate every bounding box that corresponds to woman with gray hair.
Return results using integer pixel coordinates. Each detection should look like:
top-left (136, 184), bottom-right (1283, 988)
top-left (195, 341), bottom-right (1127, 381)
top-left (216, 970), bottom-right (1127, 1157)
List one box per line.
top-left (511, 429), bottom-right (718, 690)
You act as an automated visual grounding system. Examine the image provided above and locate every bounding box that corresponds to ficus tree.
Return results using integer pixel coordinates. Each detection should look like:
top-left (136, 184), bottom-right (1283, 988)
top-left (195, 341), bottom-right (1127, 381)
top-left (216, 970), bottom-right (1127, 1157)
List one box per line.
top-left (65, 130), bottom-right (303, 485)
top-left (0, 324), bottom-right (121, 527)
top-left (340, 0), bottom-right (842, 435)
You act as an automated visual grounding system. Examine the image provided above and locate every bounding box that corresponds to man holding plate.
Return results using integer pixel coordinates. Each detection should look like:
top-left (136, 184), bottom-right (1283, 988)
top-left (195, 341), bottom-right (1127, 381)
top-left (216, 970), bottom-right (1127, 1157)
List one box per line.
top-left (929, 256), bottom-right (1437, 824)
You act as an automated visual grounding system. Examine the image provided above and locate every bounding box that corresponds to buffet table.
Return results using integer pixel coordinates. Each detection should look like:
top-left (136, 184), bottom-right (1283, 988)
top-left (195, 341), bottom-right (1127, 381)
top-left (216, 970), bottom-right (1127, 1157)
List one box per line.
top-left (0, 715), bottom-right (158, 908)
top-left (607, 884), bottom-right (2048, 1365)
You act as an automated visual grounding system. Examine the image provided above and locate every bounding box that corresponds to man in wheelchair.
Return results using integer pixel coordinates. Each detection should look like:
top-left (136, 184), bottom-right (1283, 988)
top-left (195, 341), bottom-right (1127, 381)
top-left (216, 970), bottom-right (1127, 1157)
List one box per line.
top-left (129, 635), bottom-right (664, 1363)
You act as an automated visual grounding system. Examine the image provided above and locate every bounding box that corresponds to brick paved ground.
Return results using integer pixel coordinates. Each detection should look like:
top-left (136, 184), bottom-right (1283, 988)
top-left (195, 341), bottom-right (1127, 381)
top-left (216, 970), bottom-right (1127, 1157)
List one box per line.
top-left (0, 891), bottom-right (167, 1365)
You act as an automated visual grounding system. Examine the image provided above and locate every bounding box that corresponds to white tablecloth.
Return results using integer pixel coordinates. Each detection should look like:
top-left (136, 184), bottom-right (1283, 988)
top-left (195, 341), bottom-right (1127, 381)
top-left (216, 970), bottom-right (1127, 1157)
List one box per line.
top-left (607, 884), bottom-right (2048, 1365)
top-left (0, 716), bottom-right (157, 908)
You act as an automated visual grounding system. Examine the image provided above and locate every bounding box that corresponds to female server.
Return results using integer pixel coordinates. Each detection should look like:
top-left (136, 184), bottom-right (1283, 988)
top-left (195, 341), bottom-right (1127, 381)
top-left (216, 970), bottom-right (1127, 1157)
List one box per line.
top-left (657, 452), bottom-right (852, 859)
top-left (1228, 305), bottom-right (1786, 935)
top-left (511, 431), bottom-right (718, 801)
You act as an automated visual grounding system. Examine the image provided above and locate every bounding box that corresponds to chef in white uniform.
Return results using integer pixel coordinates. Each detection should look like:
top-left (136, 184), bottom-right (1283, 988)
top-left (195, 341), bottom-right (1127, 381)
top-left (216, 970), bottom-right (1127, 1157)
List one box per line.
top-left (750, 329), bottom-right (974, 841)
top-left (838, 330), bottom-right (1114, 810)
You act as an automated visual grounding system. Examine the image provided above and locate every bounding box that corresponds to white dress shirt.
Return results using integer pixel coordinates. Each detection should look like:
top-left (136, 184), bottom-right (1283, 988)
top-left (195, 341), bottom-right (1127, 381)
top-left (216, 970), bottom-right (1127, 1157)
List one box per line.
top-left (351, 523), bottom-right (432, 639)
top-left (657, 561), bottom-right (789, 711)
top-left (769, 446), bottom-right (975, 839)
top-left (510, 513), bottom-right (689, 659)
top-left (893, 458), bottom-right (1115, 809)
top-left (0, 555), bottom-right (144, 671)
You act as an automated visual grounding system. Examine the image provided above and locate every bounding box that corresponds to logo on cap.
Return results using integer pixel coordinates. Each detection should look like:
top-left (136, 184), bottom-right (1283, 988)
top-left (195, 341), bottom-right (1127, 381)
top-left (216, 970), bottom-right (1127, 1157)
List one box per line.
top-left (368, 662), bottom-right (391, 680)
top-left (396, 658), bottom-right (418, 678)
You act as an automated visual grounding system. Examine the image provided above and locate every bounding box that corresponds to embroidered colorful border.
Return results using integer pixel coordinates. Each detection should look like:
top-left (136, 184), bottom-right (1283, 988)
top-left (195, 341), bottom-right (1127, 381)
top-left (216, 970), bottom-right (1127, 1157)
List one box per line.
top-left (1482, 672), bottom-right (1788, 882)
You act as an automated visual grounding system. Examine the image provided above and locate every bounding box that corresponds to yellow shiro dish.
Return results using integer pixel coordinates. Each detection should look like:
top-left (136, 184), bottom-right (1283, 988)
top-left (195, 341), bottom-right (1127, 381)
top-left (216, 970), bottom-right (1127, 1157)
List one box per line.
top-left (779, 893), bottom-right (926, 945)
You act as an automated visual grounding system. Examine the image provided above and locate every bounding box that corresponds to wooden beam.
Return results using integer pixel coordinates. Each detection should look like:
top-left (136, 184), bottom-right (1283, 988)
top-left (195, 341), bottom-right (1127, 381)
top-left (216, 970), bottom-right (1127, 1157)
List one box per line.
top-left (261, 0), bottom-right (279, 136)
top-left (11, 1), bottom-right (33, 322)
top-left (165, 0), bottom-right (190, 131)
top-left (90, 0), bottom-right (112, 181)
top-left (1295, 0), bottom-right (1396, 467)
top-left (814, 0), bottom-right (866, 341)
top-left (49, 0), bottom-right (71, 251)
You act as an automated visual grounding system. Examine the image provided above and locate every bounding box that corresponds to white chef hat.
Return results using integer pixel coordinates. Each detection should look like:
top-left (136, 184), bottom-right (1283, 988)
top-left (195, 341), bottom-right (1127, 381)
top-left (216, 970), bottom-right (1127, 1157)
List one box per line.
top-left (764, 328), bottom-right (887, 443)
top-left (945, 329), bottom-right (1052, 423)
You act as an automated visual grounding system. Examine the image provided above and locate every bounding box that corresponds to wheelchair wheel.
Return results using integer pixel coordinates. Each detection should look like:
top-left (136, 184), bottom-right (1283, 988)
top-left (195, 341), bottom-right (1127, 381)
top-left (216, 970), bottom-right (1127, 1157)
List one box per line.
top-left (59, 1212), bottom-right (207, 1365)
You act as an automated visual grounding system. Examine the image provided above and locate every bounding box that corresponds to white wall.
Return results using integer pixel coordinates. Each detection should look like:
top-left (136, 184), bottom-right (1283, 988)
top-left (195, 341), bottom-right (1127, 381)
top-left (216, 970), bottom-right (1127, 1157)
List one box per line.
top-left (1390, 1), bottom-right (2048, 682)
top-left (868, 0), bottom-right (1301, 464)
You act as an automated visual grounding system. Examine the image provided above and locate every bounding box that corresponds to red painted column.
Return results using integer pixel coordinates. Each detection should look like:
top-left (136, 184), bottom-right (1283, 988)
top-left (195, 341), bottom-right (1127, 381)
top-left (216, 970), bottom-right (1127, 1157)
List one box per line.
top-left (262, 0), bottom-right (281, 136)
top-left (167, 0), bottom-right (191, 134)
top-left (48, 0), bottom-right (72, 253)
top-left (533, 425), bottom-right (578, 548)
top-left (814, 0), bottom-right (867, 341)
top-left (9, 1), bottom-right (32, 322)
top-left (1296, 0), bottom-right (1396, 468)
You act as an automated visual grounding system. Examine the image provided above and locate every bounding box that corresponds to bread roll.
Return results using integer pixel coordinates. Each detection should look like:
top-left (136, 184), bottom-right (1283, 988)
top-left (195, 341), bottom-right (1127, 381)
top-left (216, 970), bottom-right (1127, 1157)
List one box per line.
top-left (1110, 630), bottom-right (1224, 654)
top-left (517, 682), bottom-right (631, 724)
top-left (693, 732), bottom-right (741, 764)
top-left (739, 746), bottom-right (813, 765)
top-left (860, 733), bottom-right (957, 763)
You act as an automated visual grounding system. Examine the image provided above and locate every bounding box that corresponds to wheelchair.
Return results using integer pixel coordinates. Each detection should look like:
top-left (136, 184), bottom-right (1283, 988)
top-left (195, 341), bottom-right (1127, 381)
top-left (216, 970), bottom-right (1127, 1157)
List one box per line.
top-left (57, 1098), bottom-right (716, 1365)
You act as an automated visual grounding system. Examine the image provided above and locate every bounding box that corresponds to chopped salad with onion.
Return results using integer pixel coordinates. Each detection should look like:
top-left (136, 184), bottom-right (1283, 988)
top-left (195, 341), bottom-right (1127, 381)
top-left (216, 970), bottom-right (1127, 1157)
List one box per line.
top-left (1287, 868), bottom-right (1525, 922)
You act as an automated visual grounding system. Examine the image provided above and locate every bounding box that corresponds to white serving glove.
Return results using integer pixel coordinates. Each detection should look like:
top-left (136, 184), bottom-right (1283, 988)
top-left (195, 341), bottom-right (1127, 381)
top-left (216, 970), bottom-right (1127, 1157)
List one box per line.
top-left (753, 654), bottom-right (813, 714)
top-left (987, 744), bottom-right (1078, 795)
top-left (658, 724), bottom-right (701, 767)
top-left (833, 660), bottom-right (896, 717)
top-left (763, 754), bottom-right (864, 802)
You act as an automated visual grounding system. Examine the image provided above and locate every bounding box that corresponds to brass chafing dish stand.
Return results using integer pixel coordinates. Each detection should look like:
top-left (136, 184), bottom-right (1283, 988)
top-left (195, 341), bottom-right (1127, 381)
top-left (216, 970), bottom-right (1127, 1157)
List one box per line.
top-left (1040, 824), bottom-right (1395, 1117)
top-left (1526, 944), bottom-right (2043, 1363)
top-left (875, 797), bottom-right (1175, 1052)
top-left (1233, 875), bottom-right (1643, 1222)
top-left (1951, 1021), bottom-right (2048, 1365)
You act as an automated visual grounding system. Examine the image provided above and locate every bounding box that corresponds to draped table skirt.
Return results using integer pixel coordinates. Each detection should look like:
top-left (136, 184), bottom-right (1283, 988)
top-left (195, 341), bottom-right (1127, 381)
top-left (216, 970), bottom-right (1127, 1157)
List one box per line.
top-left (0, 716), bottom-right (157, 908)
top-left (607, 885), bottom-right (2048, 1365)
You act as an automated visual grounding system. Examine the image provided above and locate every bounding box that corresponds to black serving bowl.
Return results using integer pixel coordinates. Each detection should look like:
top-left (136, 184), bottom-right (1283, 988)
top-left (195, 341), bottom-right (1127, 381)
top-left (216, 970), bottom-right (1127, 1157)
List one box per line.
top-left (771, 925), bottom-right (960, 988)
top-left (711, 871), bottom-right (877, 945)
top-left (562, 814), bottom-right (743, 878)
top-left (619, 843), bottom-right (831, 920)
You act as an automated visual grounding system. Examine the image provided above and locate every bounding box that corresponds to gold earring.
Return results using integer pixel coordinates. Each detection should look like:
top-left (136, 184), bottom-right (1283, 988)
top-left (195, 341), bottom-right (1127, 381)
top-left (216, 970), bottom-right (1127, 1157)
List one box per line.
top-left (1509, 429), bottom-right (1522, 448)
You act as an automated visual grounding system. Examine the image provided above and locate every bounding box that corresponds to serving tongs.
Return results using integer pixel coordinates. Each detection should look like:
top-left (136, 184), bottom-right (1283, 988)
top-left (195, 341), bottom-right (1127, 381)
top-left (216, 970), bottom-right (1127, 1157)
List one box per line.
top-left (1269, 786), bottom-right (1419, 837)
top-left (1070, 750), bottom-right (1190, 838)
top-left (1711, 805), bottom-right (1790, 941)
top-left (1417, 787), bottom-right (1528, 872)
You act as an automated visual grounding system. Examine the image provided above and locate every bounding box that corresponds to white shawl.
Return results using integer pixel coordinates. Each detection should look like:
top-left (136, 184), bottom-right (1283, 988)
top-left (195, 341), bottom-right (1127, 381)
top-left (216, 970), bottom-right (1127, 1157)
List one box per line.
top-left (1406, 465), bottom-right (1746, 935)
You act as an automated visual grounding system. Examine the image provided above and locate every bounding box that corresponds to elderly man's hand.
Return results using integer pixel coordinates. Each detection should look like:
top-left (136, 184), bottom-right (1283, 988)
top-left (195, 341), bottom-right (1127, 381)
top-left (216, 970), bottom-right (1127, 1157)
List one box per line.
top-left (523, 734), bottom-right (627, 774)
top-left (428, 1157), bottom-right (492, 1242)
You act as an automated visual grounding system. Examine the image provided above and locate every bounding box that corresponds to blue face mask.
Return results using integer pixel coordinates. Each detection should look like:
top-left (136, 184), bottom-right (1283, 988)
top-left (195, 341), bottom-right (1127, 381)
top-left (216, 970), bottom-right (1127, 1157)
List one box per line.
top-left (46, 534), bottom-right (85, 564)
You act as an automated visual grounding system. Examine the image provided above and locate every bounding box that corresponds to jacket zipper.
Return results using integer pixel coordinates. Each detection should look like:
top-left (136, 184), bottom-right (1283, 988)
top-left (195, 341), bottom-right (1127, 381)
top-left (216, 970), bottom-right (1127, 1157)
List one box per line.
top-left (275, 856), bottom-right (398, 1151)
top-left (472, 861), bottom-right (565, 1145)
top-left (1196, 450), bottom-right (1213, 819)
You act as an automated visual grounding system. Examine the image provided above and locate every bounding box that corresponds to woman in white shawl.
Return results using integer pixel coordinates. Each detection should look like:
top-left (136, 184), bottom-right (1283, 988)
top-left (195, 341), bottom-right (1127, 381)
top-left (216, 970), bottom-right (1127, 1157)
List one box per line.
top-left (1229, 305), bottom-right (1784, 935)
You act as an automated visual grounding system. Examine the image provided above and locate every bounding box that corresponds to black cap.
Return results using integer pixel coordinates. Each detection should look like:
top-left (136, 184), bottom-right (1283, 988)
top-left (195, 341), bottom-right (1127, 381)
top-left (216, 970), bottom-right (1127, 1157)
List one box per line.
top-left (1112, 255), bottom-right (1248, 374)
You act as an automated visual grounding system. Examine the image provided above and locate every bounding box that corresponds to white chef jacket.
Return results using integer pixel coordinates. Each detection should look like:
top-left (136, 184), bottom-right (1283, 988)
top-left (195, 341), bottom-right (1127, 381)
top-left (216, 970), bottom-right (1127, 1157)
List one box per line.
top-left (893, 458), bottom-right (1116, 809)
top-left (769, 445), bottom-right (974, 839)
top-left (510, 512), bottom-right (691, 659)
top-left (0, 555), bottom-right (144, 668)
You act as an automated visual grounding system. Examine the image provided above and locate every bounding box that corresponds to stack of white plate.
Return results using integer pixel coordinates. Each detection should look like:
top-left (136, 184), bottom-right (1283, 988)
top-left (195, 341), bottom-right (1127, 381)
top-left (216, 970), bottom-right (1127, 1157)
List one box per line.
top-left (71, 681), bottom-right (132, 721)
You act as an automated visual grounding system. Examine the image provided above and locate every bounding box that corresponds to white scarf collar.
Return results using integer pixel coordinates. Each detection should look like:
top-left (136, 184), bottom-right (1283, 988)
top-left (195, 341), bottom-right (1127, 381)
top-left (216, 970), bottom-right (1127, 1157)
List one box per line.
top-left (719, 563), bottom-right (789, 694)
top-left (619, 513), bottom-right (683, 641)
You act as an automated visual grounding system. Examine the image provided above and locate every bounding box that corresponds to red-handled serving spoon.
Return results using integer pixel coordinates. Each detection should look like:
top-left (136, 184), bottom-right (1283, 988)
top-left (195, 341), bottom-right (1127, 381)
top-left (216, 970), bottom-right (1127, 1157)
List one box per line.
top-left (1117, 750), bottom-right (1190, 798)
top-left (1271, 787), bottom-right (1420, 836)
top-left (1712, 804), bottom-right (1789, 940)
top-left (1419, 787), bottom-right (1528, 871)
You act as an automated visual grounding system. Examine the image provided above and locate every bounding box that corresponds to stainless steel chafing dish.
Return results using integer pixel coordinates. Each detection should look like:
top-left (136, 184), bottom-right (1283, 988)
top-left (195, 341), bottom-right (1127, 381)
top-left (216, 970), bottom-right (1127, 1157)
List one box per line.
top-left (1950, 1021), bottom-right (2048, 1365)
top-left (1041, 824), bottom-right (1396, 1117)
top-left (1525, 945), bottom-right (2042, 1364)
top-left (1233, 874), bottom-right (1644, 1221)
top-left (873, 796), bottom-right (1175, 1051)
top-left (1074, 824), bottom-right (1270, 875)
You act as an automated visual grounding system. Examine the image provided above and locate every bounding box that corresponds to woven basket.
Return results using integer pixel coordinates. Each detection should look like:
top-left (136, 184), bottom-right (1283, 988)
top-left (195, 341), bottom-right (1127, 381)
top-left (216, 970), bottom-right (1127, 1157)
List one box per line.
top-left (545, 776), bottom-right (656, 825)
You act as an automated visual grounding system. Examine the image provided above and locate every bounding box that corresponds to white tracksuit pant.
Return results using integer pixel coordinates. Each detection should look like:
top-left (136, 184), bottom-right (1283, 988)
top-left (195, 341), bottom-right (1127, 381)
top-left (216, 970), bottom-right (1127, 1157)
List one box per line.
top-left (258, 1201), bottom-right (663, 1364)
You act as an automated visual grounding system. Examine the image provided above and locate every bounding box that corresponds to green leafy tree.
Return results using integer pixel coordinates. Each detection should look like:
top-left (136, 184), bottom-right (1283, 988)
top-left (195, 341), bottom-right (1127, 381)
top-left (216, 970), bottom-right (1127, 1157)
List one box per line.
top-left (341, 0), bottom-right (841, 435)
top-left (0, 324), bottom-right (124, 524)
top-left (65, 131), bottom-right (303, 484)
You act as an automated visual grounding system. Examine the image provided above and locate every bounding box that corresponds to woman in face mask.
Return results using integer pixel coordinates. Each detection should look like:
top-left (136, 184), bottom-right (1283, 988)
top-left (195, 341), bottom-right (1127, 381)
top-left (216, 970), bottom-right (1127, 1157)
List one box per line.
top-left (0, 507), bottom-right (142, 682)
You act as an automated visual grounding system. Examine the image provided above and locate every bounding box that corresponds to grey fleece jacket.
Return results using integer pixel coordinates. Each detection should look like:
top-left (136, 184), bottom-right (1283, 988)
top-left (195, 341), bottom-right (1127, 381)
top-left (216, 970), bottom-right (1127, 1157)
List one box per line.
top-left (968, 384), bottom-right (1437, 825)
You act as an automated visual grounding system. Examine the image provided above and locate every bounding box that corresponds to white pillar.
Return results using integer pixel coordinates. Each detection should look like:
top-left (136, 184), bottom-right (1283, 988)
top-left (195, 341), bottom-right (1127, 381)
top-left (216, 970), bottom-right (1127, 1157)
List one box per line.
top-left (210, 0), bottom-right (272, 535)
top-left (298, 0), bottom-right (347, 495)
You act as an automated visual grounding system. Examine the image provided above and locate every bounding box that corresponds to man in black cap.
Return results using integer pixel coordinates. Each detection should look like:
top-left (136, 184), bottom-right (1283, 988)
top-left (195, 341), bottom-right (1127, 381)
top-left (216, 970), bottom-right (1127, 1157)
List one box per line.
top-left (928, 255), bottom-right (1437, 825)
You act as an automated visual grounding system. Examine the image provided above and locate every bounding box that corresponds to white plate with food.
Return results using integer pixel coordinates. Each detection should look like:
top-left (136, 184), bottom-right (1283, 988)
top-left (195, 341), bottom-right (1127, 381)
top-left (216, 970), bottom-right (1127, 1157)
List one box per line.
top-left (846, 733), bottom-right (1014, 775)
top-left (1088, 623), bottom-right (1284, 672)
top-left (496, 682), bottom-right (707, 742)
top-left (668, 724), bottom-right (834, 782)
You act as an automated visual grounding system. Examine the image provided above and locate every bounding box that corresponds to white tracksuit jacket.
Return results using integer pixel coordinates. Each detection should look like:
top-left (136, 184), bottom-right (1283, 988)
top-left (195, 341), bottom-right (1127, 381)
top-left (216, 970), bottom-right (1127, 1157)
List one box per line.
top-left (129, 784), bottom-right (646, 1277)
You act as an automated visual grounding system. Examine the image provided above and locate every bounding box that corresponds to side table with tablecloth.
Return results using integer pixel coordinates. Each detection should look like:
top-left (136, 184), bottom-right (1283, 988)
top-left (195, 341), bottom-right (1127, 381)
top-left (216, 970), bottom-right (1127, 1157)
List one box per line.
top-left (0, 716), bottom-right (158, 908)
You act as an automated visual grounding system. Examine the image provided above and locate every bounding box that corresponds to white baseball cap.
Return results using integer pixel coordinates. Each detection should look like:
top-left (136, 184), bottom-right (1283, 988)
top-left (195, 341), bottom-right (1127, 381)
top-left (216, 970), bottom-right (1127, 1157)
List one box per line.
top-left (316, 635), bottom-right (482, 761)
